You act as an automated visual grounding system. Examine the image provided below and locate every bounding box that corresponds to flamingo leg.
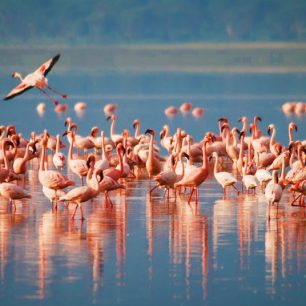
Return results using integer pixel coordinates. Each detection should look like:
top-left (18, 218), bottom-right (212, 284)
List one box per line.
top-left (291, 194), bottom-right (302, 206)
top-left (72, 204), bottom-right (78, 219)
top-left (232, 184), bottom-right (240, 195)
top-left (149, 185), bottom-right (158, 198)
top-left (47, 85), bottom-right (67, 99)
top-left (195, 188), bottom-right (199, 204)
top-left (188, 188), bottom-right (195, 205)
top-left (38, 88), bottom-right (59, 105)
top-left (80, 205), bottom-right (85, 220)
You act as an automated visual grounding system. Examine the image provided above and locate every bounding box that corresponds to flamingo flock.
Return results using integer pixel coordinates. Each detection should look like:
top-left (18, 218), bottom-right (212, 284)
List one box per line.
top-left (1, 54), bottom-right (305, 221)
top-left (0, 110), bottom-right (304, 221)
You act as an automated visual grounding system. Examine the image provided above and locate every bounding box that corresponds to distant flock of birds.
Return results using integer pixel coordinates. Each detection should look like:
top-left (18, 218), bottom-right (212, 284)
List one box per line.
top-left (282, 101), bottom-right (306, 116)
top-left (1, 54), bottom-right (305, 220)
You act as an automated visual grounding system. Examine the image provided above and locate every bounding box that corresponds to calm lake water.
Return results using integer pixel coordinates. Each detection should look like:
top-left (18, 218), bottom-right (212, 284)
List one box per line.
top-left (0, 49), bottom-right (305, 306)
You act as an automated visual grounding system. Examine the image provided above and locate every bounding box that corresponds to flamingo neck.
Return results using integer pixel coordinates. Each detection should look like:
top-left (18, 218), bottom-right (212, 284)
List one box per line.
top-left (134, 123), bottom-right (140, 139)
top-left (213, 154), bottom-right (219, 174)
top-left (40, 145), bottom-right (46, 171)
top-left (179, 154), bottom-right (185, 179)
top-left (187, 137), bottom-right (193, 166)
top-left (280, 156), bottom-right (286, 181)
top-left (242, 119), bottom-right (247, 133)
top-left (68, 134), bottom-right (74, 160)
top-left (55, 135), bottom-right (60, 154)
top-left (254, 118), bottom-right (260, 139)
top-left (101, 131), bottom-right (107, 160)
top-left (23, 143), bottom-right (32, 162)
top-left (110, 118), bottom-right (116, 138)
top-left (117, 146), bottom-right (124, 177)
top-left (269, 127), bottom-right (276, 147)
top-left (202, 141), bottom-right (208, 169)
top-left (297, 145), bottom-right (304, 167)
top-left (288, 127), bottom-right (294, 143)
top-left (148, 133), bottom-right (154, 162)
top-left (2, 142), bottom-right (9, 170)
top-left (239, 136), bottom-right (244, 159)
top-left (14, 72), bottom-right (23, 82)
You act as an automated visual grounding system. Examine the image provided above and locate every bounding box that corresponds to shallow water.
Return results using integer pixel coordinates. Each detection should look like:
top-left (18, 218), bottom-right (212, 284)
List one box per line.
top-left (0, 58), bottom-right (306, 306)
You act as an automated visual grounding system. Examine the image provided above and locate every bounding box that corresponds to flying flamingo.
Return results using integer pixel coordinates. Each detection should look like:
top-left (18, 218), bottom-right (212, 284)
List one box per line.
top-left (3, 54), bottom-right (66, 105)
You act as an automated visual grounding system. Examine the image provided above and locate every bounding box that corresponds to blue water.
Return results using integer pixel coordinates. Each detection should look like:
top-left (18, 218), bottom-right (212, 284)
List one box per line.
top-left (0, 62), bottom-right (305, 306)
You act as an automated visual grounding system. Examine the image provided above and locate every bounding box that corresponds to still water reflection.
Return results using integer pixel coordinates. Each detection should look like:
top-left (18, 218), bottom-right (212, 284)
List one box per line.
top-left (0, 158), bottom-right (305, 305)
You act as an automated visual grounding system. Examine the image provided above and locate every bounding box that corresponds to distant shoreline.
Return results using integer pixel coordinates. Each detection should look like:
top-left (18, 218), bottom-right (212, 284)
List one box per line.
top-left (1, 42), bottom-right (306, 74)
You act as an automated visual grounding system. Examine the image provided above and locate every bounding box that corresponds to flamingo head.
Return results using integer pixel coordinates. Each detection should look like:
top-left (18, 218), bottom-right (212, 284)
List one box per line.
top-left (11, 72), bottom-right (23, 80)
top-left (106, 114), bottom-right (116, 121)
top-left (254, 116), bottom-right (262, 123)
top-left (86, 154), bottom-right (96, 169)
top-left (132, 119), bottom-right (140, 129)
top-left (181, 152), bottom-right (189, 160)
top-left (90, 126), bottom-right (99, 137)
top-left (160, 129), bottom-right (166, 139)
top-left (267, 124), bottom-right (275, 136)
top-left (275, 143), bottom-right (282, 155)
top-left (238, 116), bottom-right (247, 123)
top-left (145, 129), bottom-right (154, 136)
top-left (221, 123), bottom-right (230, 133)
top-left (218, 117), bottom-right (228, 123)
top-left (239, 131), bottom-right (245, 139)
top-left (289, 122), bottom-right (298, 132)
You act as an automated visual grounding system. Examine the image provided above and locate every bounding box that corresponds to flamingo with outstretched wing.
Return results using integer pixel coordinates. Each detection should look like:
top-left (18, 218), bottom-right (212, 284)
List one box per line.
top-left (3, 53), bottom-right (66, 104)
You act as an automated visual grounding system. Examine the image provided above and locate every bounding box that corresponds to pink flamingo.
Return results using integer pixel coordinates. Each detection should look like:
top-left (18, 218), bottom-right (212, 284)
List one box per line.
top-left (52, 134), bottom-right (66, 170)
top-left (60, 164), bottom-right (102, 220)
top-left (4, 54), bottom-right (66, 105)
top-left (38, 131), bottom-right (75, 200)
top-left (175, 137), bottom-right (210, 204)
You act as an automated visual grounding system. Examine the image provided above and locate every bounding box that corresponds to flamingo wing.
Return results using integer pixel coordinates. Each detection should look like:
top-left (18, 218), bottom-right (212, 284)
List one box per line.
top-left (3, 82), bottom-right (33, 100)
top-left (35, 54), bottom-right (60, 76)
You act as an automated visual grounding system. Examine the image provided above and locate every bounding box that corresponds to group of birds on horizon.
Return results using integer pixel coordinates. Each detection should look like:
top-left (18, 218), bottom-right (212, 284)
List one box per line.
top-left (1, 54), bottom-right (305, 221)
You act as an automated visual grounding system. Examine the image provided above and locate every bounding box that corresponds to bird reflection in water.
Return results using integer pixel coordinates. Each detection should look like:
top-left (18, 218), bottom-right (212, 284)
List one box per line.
top-left (146, 195), bottom-right (208, 301)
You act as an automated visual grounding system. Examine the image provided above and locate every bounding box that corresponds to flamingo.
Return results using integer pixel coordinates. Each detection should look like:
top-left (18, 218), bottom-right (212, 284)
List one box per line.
top-left (0, 182), bottom-right (31, 209)
top-left (0, 139), bottom-right (15, 183)
top-left (59, 166), bottom-right (102, 220)
top-left (52, 134), bottom-right (66, 170)
top-left (175, 137), bottom-right (210, 204)
top-left (3, 54), bottom-right (66, 105)
top-left (211, 151), bottom-right (239, 196)
top-left (13, 140), bottom-right (38, 178)
top-left (288, 122), bottom-right (298, 144)
top-left (242, 158), bottom-right (258, 193)
top-left (107, 114), bottom-right (123, 144)
top-left (150, 155), bottom-right (177, 199)
top-left (145, 129), bottom-right (162, 178)
top-left (180, 102), bottom-right (192, 113)
top-left (38, 131), bottom-right (75, 199)
top-left (289, 180), bottom-right (306, 207)
top-left (164, 106), bottom-right (178, 117)
top-left (63, 130), bottom-right (88, 185)
top-left (42, 186), bottom-right (66, 210)
top-left (265, 170), bottom-right (283, 219)
top-left (87, 155), bottom-right (125, 206)
top-left (192, 107), bottom-right (204, 118)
